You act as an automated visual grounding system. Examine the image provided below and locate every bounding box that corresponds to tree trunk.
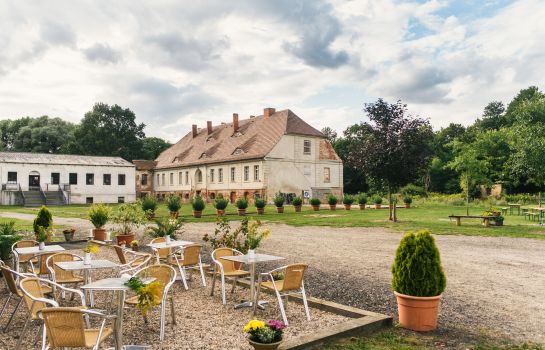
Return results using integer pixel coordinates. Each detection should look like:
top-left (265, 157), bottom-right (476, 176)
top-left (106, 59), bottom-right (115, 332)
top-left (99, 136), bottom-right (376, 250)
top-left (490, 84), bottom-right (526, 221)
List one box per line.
top-left (388, 188), bottom-right (393, 221)
top-left (466, 175), bottom-right (470, 216)
top-left (393, 198), bottom-right (397, 222)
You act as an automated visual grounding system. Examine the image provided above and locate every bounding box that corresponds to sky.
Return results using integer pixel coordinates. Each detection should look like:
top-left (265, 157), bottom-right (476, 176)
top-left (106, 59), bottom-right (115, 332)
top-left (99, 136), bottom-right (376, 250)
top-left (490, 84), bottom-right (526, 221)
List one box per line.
top-left (1, 0), bottom-right (544, 142)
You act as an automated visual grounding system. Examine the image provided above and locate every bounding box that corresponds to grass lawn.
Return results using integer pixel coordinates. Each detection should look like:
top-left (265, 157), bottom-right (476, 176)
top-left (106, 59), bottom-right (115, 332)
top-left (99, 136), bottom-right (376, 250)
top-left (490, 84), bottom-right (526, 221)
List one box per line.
top-left (0, 217), bottom-right (35, 231)
top-left (0, 201), bottom-right (544, 239)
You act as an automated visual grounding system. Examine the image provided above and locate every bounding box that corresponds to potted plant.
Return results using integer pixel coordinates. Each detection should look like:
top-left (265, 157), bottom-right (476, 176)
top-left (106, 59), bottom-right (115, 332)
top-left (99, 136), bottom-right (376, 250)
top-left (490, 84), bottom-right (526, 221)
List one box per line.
top-left (343, 195), bottom-right (354, 210)
top-left (62, 228), bottom-right (76, 242)
top-left (292, 196), bottom-right (303, 213)
top-left (82, 243), bottom-right (99, 265)
top-left (147, 217), bottom-right (183, 239)
top-left (214, 194), bottom-right (229, 216)
top-left (33, 206), bottom-right (53, 242)
top-left (0, 221), bottom-right (22, 264)
top-left (111, 203), bottom-right (146, 246)
top-left (244, 319), bottom-right (285, 350)
top-left (483, 209), bottom-right (503, 226)
top-left (273, 192), bottom-right (285, 213)
top-left (131, 240), bottom-right (139, 252)
top-left (36, 226), bottom-right (48, 250)
top-left (125, 277), bottom-right (163, 315)
top-left (166, 194), bottom-right (182, 218)
top-left (310, 198), bottom-right (321, 211)
top-left (372, 195), bottom-right (383, 209)
top-left (88, 204), bottom-right (111, 241)
top-left (327, 194), bottom-right (337, 210)
top-left (357, 193), bottom-right (368, 210)
top-left (191, 194), bottom-right (205, 218)
top-left (255, 198), bottom-right (266, 214)
top-left (141, 195), bottom-right (158, 220)
top-left (403, 195), bottom-right (413, 209)
top-left (392, 230), bottom-right (446, 331)
top-left (236, 198), bottom-right (249, 216)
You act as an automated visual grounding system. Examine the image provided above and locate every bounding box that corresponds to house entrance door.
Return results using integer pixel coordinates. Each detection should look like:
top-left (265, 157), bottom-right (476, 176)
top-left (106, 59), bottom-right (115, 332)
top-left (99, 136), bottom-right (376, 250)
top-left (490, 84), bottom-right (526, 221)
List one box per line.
top-left (29, 172), bottom-right (40, 189)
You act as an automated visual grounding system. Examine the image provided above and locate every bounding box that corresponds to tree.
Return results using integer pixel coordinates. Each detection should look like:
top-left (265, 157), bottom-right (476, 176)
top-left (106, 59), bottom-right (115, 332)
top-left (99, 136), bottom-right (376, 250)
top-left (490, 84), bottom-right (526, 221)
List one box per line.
top-left (71, 103), bottom-right (145, 161)
top-left (333, 136), bottom-right (368, 194)
top-left (321, 127), bottom-right (338, 145)
top-left (345, 99), bottom-right (433, 221)
top-left (505, 86), bottom-right (544, 123)
top-left (140, 137), bottom-right (171, 160)
top-left (428, 123), bottom-right (467, 193)
top-left (474, 101), bottom-right (507, 131)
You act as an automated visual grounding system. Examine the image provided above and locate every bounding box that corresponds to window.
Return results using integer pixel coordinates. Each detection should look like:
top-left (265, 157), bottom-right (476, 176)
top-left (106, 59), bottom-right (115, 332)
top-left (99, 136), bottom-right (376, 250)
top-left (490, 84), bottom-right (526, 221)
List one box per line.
top-left (218, 168), bottom-right (223, 183)
top-left (141, 174), bottom-right (148, 186)
top-left (86, 173), bottom-right (94, 185)
top-left (197, 170), bottom-right (202, 183)
top-left (254, 165), bottom-right (259, 181)
top-left (210, 169), bottom-right (215, 182)
top-left (103, 174), bottom-right (111, 185)
top-left (156, 174), bottom-right (160, 185)
top-left (169, 173), bottom-right (174, 185)
top-left (303, 140), bottom-right (311, 155)
top-left (303, 165), bottom-right (311, 176)
top-left (230, 167), bottom-right (235, 182)
top-left (86, 197), bottom-right (93, 204)
top-left (178, 172), bottom-right (182, 185)
top-left (118, 197), bottom-right (125, 203)
top-left (51, 173), bottom-right (60, 185)
top-left (185, 171), bottom-right (189, 185)
top-left (161, 174), bottom-right (165, 185)
top-left (324, 167), bottom-right (331, 183)
top-left (69, 173), bottom-right (78, 185)
top-left (118, 174), bottom-right (126, 186)
top-left (7, 172), bottom-right (17, 183)
top-left (244, 166), bottom-right (249, 181)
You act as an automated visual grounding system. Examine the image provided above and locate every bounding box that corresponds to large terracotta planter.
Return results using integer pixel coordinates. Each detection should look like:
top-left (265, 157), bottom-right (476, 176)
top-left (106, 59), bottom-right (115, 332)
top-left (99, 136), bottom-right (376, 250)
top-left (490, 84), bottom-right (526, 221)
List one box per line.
top-left (170, 211), bottom-right (179, 219)
top-left (238, 208), bottom-right (246, 216)
top-left (217, 209), bottom-right (225, 216)
top-left (329, 204), bottom-right (336, 210)
top-left (359, 204), bottom-right (366, 210)
top-left (344, 204), bottom-right (351, 210)
top-left (93, 228), bottom-right (107, 241)
top-left (312, 205), bottom-right (320, 211)
top-left (394, 292), bottom-right (442, 332)
top-left (276, 207), bottom-right (284, 213)
top-left (257, 208), bottom-right (265, 215)
top-left (193, 210), bottom-right (202, 218)
top-left (375, 204), bottom-right (381, 209)
top-left (405, 203), bottom-right (411, 209)
top-left (116, 233), bottom-right (135, 247)
top-left (294, 205), bottom-right (302, 213)
top-left (249, 340), bottom-right (282, 350)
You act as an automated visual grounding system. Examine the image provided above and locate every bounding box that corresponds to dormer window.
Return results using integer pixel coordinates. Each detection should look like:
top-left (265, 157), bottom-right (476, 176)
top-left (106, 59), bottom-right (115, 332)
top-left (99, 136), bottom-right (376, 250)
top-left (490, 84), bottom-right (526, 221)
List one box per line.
top-left (232, 148), bottom-right (245, 155)
top-left (206, 136), bottom-right (215, 142)
top-left (232, 131), bottom-right (243, 137)
top-left (199, 153), bottom-right (208, 159)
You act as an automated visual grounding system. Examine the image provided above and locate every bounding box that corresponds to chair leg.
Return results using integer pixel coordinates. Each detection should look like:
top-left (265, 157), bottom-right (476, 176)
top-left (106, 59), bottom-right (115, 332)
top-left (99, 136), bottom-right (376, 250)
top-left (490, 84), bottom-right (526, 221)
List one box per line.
top-left (275, 290), bottom-right (288, 326)
top-left (0, 294), bottom-right (11, 319)
top-left (170, 294), bottom-right (176, 325)
top-left (4, 297), bottom-right (23, 332)
top-left (15, 313), bottom-right (32, 350)
top-left (199, 264), bottom-right (207, 287)
top-left (231, 277), bottom-right (237, 293)
top-left (284, 295), bottom-right (289, 311)
top-left (179, 266), bottom-right (189, 290)
top-left (210, 269), bottom-right (217, 296)
top-left (220, 274), bottom-right (226, 305)
top-left (254, 277), bottom-right (262, 315)
top-left (301, 285), bottom-right (311, 321)
top-left (159, 302), bottom-right (166, 341)
top-left (34, 322), bottom-right (43, 345)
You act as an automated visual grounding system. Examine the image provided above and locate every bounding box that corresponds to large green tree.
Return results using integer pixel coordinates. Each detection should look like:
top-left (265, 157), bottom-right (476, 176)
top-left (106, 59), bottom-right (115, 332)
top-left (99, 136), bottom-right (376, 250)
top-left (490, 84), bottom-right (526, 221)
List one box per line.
top-left (140, 137), bottom-right (172, 160)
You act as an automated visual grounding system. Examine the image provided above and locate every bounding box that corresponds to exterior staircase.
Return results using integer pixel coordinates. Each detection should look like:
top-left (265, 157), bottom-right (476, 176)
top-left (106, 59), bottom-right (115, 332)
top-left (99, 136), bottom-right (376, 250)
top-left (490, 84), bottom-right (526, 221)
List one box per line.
top-left (23, 190), bottom-right (45, 207)
top-left (45, 191), bottom-right (64, 206)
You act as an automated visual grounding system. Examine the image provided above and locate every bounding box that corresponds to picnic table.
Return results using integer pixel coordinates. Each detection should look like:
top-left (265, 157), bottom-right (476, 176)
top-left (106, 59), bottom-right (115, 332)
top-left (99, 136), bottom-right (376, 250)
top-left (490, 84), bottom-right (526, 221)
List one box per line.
top-left (448, 215), bottom-right (499, 227)
top-left (508, 203), bottom-right (522, 215)
top-left (526, 207), bottom-right (545, 225)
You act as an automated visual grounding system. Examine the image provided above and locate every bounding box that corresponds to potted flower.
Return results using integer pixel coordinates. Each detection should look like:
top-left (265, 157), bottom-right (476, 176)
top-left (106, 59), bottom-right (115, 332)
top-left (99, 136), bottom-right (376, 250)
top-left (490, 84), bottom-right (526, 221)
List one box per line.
top-left (166, 194), bottom-right (182, 218)
top-left (191, 194), bottom-right (205, 218)
top-left (292, 196), bottom-right (303, 213)
top-left (36, 226), bottom-right (48, 250)
top-left (310, 198), bottom-right (321, 211)
top-left (111, 203), bottom-right (146, 246)
top-left (214, 194), bottom-right (229, 216)
top-left (62, 227), bottom-right (76, 242)
top-left (33, 206), bottom-right (53, 242)
top-left (131, 240), bottom-right (139, 252)
top-left (236, 198), bottom-right (249, 216)
top-left (327, 194), bottom-right (337, 210)
top-left (244, 319), bottom-right (285, 350)
top-left (82, 243), bottom-right (99, 265)
top-left (482, 209), bottom-right (503, 226)
top-left (392, 230), bottom-right (446, 331)
top-left (255, 198), bottom-right (266, 215)
top-left (273, 192), bottom-right (285, 213)
top-left (88, 204), bottom-right (111, 241)
top-left (357, 193), bottom-right (368, 210)
top-left (403, 195), bottom-right (412, 209)
top-left (372, 195), bottom-right (383, 209)
top-left (141, 195), bottom-right (158, 220)
top-left (343, 195), bottom-right (354, 210)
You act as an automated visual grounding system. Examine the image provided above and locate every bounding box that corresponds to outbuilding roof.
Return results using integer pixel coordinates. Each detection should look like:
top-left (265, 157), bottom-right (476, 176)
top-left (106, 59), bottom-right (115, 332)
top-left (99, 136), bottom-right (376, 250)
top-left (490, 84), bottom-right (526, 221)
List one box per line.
top-left (0, 152), bottom-right (134, 167)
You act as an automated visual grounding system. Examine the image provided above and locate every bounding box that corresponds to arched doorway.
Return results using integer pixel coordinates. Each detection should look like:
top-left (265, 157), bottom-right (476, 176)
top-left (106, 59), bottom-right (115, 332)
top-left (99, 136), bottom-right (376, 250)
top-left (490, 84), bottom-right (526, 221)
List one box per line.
top-left (29, 171), bottom-right (40, 190)
top-left (230, 192), bottom-right (236, 203)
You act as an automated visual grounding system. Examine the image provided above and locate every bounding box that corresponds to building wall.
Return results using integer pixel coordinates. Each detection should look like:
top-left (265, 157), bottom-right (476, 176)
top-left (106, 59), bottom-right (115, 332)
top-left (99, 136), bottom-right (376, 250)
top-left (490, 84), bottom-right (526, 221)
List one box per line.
top-left (135, 169), bottom-right (154, 198)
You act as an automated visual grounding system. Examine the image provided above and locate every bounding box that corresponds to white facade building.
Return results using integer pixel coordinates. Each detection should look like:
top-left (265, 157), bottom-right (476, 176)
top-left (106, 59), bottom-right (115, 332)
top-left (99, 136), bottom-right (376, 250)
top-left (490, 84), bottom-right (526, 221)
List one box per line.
top-left (0, 152), bottom-right (136, 206)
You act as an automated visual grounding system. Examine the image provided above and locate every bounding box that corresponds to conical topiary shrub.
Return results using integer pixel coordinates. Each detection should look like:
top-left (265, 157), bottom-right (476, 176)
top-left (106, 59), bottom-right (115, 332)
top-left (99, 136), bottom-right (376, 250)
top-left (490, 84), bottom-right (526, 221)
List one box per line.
top-left (33, 206), bottom-right (53, 234)
top-left (392, 230), bottom-right (446, 331)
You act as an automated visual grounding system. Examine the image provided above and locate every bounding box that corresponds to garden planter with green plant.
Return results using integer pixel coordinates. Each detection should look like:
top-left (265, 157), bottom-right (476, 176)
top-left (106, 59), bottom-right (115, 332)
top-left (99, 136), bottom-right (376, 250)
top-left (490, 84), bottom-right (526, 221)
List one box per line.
top-left (88, 204), bottom-right (111, 241)
top-left (358, 193), bottom-right (368, 210)
top-left (404, 195), bottom-right (412, 208)
top-left (214, 194), bottom-right (229, 216)
top-left (392, 229), bottom-right (446, 331)
top-left (141, 194), bottom-right (158, 220)
top-left (33, 206), bottom-right (53, 242)
top-left (292, 196), bottom-right (303, 212)
top-left (343, 195), bottom-right (354, 210)
top-left (191, 195), bottom-right (205, 218)
top-left (273, 192), bottom-right (285, 213)
top-left (310, 198), bottom-right (321, 211)
top-left (62, 228), bottom-right (76, 242)
top-left (244, 319), bottom-right (285, 350)
top-left (111, 203), bottom-right (146, 246)
top-left (236, 198), bottom-right (249, 216)
top-left (255, 198), bottom-right (266, 214)
top-left (0, 221), bottom-right (22, 265)
top-left (483, 208), bottom-right (503, 226)
top-left (327, 194), bottom-right (338, 210)
top-left (373, 195), bottom-right (383, 209)
top-left (148, 217), bottom-right (183, 240)
top-left (166, 194), bottom-right (182, 218)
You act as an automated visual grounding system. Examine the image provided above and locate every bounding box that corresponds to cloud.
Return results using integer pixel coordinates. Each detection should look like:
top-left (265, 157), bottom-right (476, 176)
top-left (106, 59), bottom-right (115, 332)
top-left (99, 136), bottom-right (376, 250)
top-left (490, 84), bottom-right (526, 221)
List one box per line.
top-left (82, 43), bottom-right (121, 64)
top-left (40, 21), bottom-right (76, 47)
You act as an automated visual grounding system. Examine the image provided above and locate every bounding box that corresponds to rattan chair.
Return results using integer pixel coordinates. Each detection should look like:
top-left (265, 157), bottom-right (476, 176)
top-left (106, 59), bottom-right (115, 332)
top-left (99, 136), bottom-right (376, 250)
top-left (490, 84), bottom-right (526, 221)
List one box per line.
top-left (12, 239), bottom-right (39, 272)
top-left (170, 244), bottom-right (207, 290)
top-left (256, 264), bottom-right (311, 325)
top-left (39, 307), bottom-right (115, 350)
top-left (118, 251), bottom-right (152, 276)
top-left (46, 253), bottom-right (85, 294)
top-left (150, 237), bottom-right (172, 264)
top-left (210, 248), bottom-right (250, 305)
top-left (125, 264), bottom-right (177, 341)
top-left (28, 252), bottom-right (56, 278)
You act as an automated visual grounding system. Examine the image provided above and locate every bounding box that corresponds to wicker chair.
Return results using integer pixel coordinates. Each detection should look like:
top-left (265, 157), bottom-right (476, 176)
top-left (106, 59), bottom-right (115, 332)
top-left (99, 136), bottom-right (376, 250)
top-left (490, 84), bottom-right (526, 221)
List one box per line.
top-left (28, 252), bottom-right (56, 278)
top-left (118, 251), bottom-right (152, 276)
top-left (46, 253), bottom-right (85, 293)
top-left (150, 237), bottom-right (172, 264)
top-left (12, 240), bottom-right (39, 272)
top-left (113, 245), bottom-right (128, 265)
top-left (210, 248), bottom-right (250, 305)
top-left (125, 264), bottom-right (177, 341)
top-left (170, 244), bottom-right (207, 290)
top-left (256, 264), bottom-right (311, 325)
top-left (39, 307), bottom-right (114, 350)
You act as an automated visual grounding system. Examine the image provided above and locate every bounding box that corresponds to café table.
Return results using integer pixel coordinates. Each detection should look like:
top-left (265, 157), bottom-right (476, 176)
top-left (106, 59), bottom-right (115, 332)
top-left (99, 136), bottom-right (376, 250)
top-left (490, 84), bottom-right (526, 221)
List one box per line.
top-left (531, 207), bottom-right (545, 225)
top-left (147, 239), bottom-right (194, 250)
top-left (508, 203), bottom-right (521, 215)
top-left (14, 244), bottom-right (65, 272)
top-left (221, 253), bottom-right (284, 310)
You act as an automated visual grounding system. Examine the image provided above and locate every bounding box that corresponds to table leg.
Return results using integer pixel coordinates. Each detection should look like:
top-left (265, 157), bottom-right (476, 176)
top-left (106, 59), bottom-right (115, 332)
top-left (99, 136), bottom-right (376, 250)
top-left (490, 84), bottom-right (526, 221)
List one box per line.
top-left (233, 262), bottom-right (267, 310)
top-left (115, 290), bottom-right (125, 350)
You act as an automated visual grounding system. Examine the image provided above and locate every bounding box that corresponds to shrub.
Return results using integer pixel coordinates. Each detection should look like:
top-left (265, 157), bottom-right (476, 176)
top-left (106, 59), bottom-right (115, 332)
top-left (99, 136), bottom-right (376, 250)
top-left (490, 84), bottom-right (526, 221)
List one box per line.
top-left (0, 221), bottom-right (22, 260)
top-left (357, 193), bottom-right (368, 205)
top-left (141, 195), bottom-right (158, 213)
top-left (327, 194), bottom-right (338, 205)
top-left (36, 226), bottom-right (48, 243)
top-left (273, 192), bottom-right (285, 208)
top-left (111, 203), bottom-right (146, 235)
top-left (203, 217), bottom-right (270, 253)
top-left (236, 198), bottom-right (249, 210)
top-left (400, 184), bottom-right (427, 197)
top-left (342, 195), bottom-right (354, 205)
top-left (292, 196), bottom-right (303, 206)
top-left (372, 195), bottom-right (383, 205)
top-left (255, 198), bottom-right (266, 209)
top-left (214, 194), bottom-right (229, 210)
top-left (33, 206), bottom-right (52, 234)
top-left (147, 217), bottom-right (183, 239)
top-left (403, 195), bottom-right (412, 204)
top-left (191, 195), bottom-right (205, 211)
top-left (310, 198), bottom-right (321, 206)
top-left (165, 195), bottom-right (182, 212)
top-left (88, 204), bottom-right (111, 229)
top-left (392, 230), bottom-right (446, 297)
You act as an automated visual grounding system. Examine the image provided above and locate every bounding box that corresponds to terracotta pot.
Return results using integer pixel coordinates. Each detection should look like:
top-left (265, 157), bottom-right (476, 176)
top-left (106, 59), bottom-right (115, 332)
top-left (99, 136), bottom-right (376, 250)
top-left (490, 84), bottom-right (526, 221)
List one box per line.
top-left (294, 205), bottom-right (302, 212)
top-left (131, 245), bottom-right (139, 252)
top-left (63, 229), bottom-right (75, 242)
top-left (257, 208), bottom-right (265, 215)
top-left (238, 208), bottom-right (246, 216)
top-left (344, 204), bottom-right (351, 210)
top-left (329, 204), bottom-right (336, 210)
top-left (359, 204), bottom-right (366, 210)
top-left (394, 291), bottom-right (442, 332)
top-left (217, 209), bottom-right (225, 216)
top-left (375, 204), bottom-right (381, 209)
top-left (312, 205), bottom-right (320, 211)
top-left (193, 210), bottom-right (202, 218)
top-left (405, 203), bottom-right (411, 209)
top-left (276, 206), bottom-right (284, 213)
top-left (249, 340), bottom-right (282, 350)
top-left (93, 228), bottom-right (107, 241)
top-left (116, 233), bottom-right (135, 247)
top-left (170, 211), bottom-right (179, 219)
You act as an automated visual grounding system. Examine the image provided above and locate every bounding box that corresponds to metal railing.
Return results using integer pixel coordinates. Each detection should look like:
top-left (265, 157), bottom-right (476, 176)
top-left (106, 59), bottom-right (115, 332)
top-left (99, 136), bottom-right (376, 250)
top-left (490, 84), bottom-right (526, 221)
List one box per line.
top-left (38, 185), bottom-right (47, 203)
top-left (18, 183), bottom-right (25, 206)
top-left (58, 185), bottom-right (69, 205)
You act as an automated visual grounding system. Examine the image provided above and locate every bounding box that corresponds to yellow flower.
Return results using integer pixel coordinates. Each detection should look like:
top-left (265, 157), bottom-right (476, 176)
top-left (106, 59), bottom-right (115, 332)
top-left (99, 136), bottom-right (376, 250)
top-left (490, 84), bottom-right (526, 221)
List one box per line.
top-left (262, 230), bottom-right (271, 238)
top-left (137, 281), bottom-right (163, 315)
top-left (83, 244), bottom-right (100, 254)
top-left (243, 319), bottom-right (265, 332)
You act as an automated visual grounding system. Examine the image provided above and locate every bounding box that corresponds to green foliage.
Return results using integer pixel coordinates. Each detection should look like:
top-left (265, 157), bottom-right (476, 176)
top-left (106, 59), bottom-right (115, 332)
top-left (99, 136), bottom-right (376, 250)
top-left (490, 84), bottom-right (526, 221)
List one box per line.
top-left (310, 198), bottom-right (321, 206)
top-left (392, 230), bottom-right (446, 297)
top-left (147, 217), bottom-right (183, 239)
top-left (141, 137), bottom-right (171, 160)
top-left (342, 195), bottom-right (354, 205)
top-left (141, 195), bottom-right (158, 213)
top-left (202, 217), bottom-right (269, 253)
top-left (372, 195), bottom-right (383, 205)
top-left (0, 221), bottom-right (22, 260)
top-left (111, 203), bottom-right (146, 235)
top-left (400, 184), bottom-right (427, 197)
top-left (357, 193), bottom-right (368, 205)
top-left (273, 192), bottom-right (285, 207)
top-left (403, 196), bottom-right (412, 204)
top-left (165, 195), bottom-right (182, 212)
top-left (255, 198), bottom-right (266, 209)
top-left (33, 206), bottom-right (52, 233)
top-left (214, 194), bottom-right (229, 210)
top-left (235, 198), bottom-right (249, 210)
top-left (191, 195), bottom-right (205, 211)
top-left (88, 204), bottom-right (111, 229)
top-left (36, 226), bottom-right (48, 243)
top-left (327, 194), bottom-right (338, 205)
top-left (292, 196), bottom-right (303, 206)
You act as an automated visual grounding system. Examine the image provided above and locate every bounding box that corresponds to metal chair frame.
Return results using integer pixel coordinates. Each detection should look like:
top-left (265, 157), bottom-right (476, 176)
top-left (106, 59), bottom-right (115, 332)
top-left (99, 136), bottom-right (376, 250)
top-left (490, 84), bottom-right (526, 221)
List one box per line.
top-left (170, 244), bottom-right (207, 290)
top-left (11, 239), bottom-right (38, 273)
top-left (210, 248), bottom-right (249, 305)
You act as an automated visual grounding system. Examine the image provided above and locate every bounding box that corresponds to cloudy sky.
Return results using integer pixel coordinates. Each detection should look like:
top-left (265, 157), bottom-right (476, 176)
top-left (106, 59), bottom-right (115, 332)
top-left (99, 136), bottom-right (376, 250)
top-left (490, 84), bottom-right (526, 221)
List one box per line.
top-left (1, 0), bottom-right (544, 142)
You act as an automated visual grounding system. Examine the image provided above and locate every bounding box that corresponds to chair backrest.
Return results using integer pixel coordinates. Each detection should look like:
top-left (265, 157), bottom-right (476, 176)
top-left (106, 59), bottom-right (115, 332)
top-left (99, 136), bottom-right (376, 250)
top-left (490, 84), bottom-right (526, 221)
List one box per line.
top-left (0, 264), bottom-right (20, 295)
top-left (135, 264), bottom-right (176, 297)
top-left (14, 240), bottom-right (38, 263)
top-left (19, 277), bottom-right (49, 319)
top-left (151, 237), bottom-right (170, 259)
top-left (182, 244), bottom-right (202, 266)
top-left (47, 253), bottom-right (82, 281)
top-left (114, 245), bottom-right (128, 264)
top-left (41, 307), bottom-right (86, 347)
top-left (120, 252), bottom-right (152, 275)
top-left (31, 252), bottom-right (54, 276)
top-left (281, 264), bottom-right (308, 291)
top-left (212, 248), bottom-right (239, 273)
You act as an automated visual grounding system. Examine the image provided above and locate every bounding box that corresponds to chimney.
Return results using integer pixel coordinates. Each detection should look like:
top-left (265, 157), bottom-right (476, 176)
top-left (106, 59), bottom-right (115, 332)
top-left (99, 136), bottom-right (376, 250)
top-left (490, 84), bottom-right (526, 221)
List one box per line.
top-left (233, 113), bottom-right (239, 132)
top-left (192, 124), bottom-right (198, 138)
top-left (264, 107), bottom-right (276, 118)
top-left (207, 121), bottom-right (213, 135)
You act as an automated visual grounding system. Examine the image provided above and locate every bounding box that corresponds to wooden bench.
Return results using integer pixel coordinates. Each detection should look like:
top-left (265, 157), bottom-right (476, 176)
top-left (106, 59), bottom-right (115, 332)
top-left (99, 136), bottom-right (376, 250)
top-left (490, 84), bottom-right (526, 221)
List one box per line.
top-left (448, 215), bottom-right (499, 227)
